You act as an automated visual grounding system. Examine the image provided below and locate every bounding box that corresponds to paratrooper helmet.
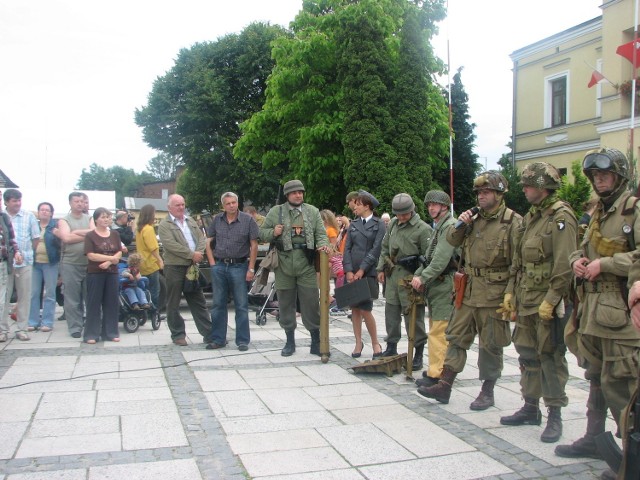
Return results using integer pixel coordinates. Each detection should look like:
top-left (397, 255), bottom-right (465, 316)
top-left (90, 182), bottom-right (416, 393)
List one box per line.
top-left (582, 147), bottom-right (630, 182)
top-left (392, 193), bottom-right (415, 214)
top-left (519, 162), bottom-right (562, 190)
top-left (472, 171), bottom-right (508, 193)
top-left (424, 190), bottom-right (451, 206)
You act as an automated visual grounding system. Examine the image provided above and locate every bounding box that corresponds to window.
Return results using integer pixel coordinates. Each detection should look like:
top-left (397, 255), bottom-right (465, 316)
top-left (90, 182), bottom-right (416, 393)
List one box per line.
top-left (551, 77), bottom-right (567, 127)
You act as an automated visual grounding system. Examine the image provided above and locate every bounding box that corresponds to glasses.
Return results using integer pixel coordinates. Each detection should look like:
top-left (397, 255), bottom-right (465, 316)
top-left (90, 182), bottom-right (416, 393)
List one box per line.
top-left (583, 153), bottom-right (613, 170)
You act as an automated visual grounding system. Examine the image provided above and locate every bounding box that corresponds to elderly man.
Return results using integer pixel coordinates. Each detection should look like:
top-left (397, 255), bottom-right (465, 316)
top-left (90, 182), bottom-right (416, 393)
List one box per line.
top-left (158, 194), bottom-right (212, 346)
top-left (1, 189), bottom-right (40, 341)
top-left (206, 192), bottom-right (259, 351)
top-left (55, 192), bottom-right (94, 338)
top-left (0, 192), bottom-right (22, 343)
top-left (259, 180), bottom-right (330, 356)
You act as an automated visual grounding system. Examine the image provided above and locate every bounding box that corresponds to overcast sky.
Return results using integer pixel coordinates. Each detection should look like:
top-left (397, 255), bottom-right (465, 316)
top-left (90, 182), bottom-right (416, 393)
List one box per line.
top-left (0, 0), bottom-right (602, 193)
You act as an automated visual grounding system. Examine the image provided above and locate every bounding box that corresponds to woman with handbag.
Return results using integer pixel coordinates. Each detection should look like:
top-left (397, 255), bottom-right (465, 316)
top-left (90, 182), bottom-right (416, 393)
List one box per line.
top-left (343, 191), bottom-right (385, 358)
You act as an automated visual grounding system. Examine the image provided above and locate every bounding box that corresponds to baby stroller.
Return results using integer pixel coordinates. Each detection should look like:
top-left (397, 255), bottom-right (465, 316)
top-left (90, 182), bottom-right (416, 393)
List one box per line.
top-left (248, 266), bottom-right (279, 325)
top-left (117, 261), bottom-right (161, 333)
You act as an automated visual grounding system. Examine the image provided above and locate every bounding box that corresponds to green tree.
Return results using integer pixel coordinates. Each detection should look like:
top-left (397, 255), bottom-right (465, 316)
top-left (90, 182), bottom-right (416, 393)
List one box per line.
top-left (146, 153), bottom-right (183, 181)
top-left (497, 148), bottom-right (528, 216)
top-left (77, 164), bottom-right (155, 208)
top-left (135, 22), bottom-right (288, 211)
top-left (436, 68), bottom-right (481, 212)
top-left (236, 0), bottom-right (447, 211)
top-left (557, 160), bottom-right (592, 218)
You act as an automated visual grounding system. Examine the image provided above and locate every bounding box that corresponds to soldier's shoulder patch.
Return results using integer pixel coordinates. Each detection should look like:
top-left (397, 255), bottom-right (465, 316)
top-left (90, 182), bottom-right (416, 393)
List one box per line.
top-left (556, 219), bottom-right (565, 231)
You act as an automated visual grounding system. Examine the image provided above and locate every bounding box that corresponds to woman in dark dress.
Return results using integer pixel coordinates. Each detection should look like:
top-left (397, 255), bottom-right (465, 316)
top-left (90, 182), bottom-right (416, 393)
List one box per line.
top-left (343, 191), bottom-right (385, 358)
top-left (84, 207), bottom-right (122, 344)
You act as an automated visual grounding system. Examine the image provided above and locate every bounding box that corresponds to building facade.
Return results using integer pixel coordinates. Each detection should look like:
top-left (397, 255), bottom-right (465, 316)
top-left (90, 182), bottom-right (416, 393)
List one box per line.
top-left (511, 0), bottom-right (639, 178)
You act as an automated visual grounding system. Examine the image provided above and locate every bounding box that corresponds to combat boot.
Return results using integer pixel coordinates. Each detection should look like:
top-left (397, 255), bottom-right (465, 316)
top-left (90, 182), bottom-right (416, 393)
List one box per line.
top-left (600, 469), bottom-right (617, 480)
top-left (469, 379), bottom-right (496, 411)
top-left (540, 406), bottom-right (563, 443)
top-left (556, 383), bottom-right (606, 458)
top-left (417, 365), bottom-right (457, 404)
top-left (412, 344), bottom-right (424, 370)
top-left (281, 330), bottom-right (296, 357)
top-left (415, 375), bottom-right (439, 388)
top-left (500, 397), bottom-right (542, 426)
top-left (309, 329), bottom-right (320, 356)
top-left (381, 342), bottom-right (398, 357)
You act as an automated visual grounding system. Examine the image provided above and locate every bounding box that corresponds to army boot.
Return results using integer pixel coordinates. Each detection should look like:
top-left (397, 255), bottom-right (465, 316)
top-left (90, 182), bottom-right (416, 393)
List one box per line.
top-left (417, 365), bottom-right (457, 404)
top-left (281, 330), bottom-right (296, 357)
top-left (500, 397), bottom-right (542, 426)
top-left (412, 344), bottom-right (424, 370)
top-left (381, 342), bottom-right (398, 357)
top-left (469, 379), bottom-right (496, 411)
top-left (555, 382), bottom-right (606, 458)
top-left (541, 406), bottom-right (563, 443)
top-left (555, 408), bottom-right (605, 458)
top-left (600, 469), bottom-right (617, 480)
top-left (415, 375), bottom-right (439, 388)
top-left (309, 329), bottom-right (320, 356)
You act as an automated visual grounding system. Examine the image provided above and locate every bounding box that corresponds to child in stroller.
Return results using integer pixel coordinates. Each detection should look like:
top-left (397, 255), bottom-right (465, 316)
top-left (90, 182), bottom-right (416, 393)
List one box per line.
top-left (118, 254), bottom-right (161, 332)
top-left (120, 253), bottom-right (150, 310)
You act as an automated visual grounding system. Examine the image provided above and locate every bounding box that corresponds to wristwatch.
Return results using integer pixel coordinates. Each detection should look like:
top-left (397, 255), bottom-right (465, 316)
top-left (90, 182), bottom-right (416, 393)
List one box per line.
top-left (249, 268), bottom-right (255, 273)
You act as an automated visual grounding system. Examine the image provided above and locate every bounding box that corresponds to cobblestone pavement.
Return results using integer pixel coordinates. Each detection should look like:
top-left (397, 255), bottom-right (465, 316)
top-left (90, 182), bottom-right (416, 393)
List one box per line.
top-left (0, 297), bottom-right (617, 479)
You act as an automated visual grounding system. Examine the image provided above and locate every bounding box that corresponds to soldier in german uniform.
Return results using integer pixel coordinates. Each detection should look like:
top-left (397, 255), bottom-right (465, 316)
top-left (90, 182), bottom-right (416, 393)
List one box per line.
top-left (259, 180), bottom-right (330, 357)
top-left (412, 190), bottom-right (457, 386)
top-left (500, 163), bottom-right (577, 444)
top-left (418, 171), bottom-right (522, 409)
top-left (376, 193), bottom-right (432, 370)
top-left (555, 149), bottom-right (640, 480)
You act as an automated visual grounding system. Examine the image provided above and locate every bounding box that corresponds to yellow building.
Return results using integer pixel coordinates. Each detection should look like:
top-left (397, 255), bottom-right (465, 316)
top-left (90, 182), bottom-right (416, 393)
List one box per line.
top-left (511, 0), bottom-right (639, 179)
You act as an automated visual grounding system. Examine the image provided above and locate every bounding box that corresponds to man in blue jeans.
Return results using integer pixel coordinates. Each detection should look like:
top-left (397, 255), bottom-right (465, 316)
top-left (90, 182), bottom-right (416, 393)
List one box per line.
top-left (205, 192), bottom-right (259, 351)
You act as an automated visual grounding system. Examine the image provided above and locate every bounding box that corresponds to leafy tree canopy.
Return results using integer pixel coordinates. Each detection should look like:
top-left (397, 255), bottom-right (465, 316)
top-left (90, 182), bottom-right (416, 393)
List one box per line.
top-left (146, 152), bottom-right (183, 181)
top-left (77, 163), bottom-right (155, 209)
top-left (135, 22), bottom-right (289, 211)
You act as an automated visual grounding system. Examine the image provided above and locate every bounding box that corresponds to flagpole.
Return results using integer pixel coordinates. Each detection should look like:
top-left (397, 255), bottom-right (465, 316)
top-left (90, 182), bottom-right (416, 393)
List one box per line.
top-left (446, 0), bottom-right (454, 214)
top-left (632, 0), bottom-right (638, 190)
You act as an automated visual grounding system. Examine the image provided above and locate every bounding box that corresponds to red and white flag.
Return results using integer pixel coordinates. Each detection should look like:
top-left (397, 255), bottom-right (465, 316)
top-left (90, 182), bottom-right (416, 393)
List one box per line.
top-left (588, 70), bottom-right (605, 88)
top-left (616, 39), bottom-right (640, 68)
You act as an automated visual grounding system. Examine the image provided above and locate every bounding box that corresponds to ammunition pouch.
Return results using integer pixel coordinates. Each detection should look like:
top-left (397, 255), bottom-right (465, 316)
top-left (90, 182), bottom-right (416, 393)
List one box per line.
top-left (522, 262), bottom-right (552, 291)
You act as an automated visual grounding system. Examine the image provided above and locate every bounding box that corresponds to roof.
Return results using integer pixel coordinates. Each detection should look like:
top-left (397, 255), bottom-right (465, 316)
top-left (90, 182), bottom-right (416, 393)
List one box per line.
top-left (123, 197), bottom-right (168, 211)
top-left (0, 169), bottom-right (19, 188)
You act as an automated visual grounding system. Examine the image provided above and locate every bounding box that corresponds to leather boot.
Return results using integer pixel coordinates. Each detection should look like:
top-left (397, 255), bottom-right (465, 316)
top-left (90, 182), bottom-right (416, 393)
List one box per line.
top-left (309, 329), bottom-right (320, 356)
top-left (541, 406), bottom-right (563, 443)
top-left (418, 365), bottom-right (457, 404)
top-left (281, 330), bottom-right (296, 357)
top-left (415, 376), bottom-right (439, 388)
top-left (381, 342), bottom-right (397, 357)
top-left (500, 397), bottom-right (542, 426)
top-left (555, 408), bottom-right (606, 458)
top-left (469, 379), bottom-right (496, 411)
top-left (555, 382), bottom-right (606, 458)
top-left (412, 344), bottom-right (424, 370)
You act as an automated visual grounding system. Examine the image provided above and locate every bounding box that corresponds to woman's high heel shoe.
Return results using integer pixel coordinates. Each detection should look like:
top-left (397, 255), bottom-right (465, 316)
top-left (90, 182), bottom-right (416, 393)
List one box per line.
top-left (351, 343), bottom-right (364, 358)
top-left (372, 344), bottom-right (383, 358)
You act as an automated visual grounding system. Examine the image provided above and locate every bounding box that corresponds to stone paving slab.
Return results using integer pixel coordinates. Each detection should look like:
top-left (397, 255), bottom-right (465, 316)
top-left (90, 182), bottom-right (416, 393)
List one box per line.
top-left (0, 300), bottom-right (611, 479)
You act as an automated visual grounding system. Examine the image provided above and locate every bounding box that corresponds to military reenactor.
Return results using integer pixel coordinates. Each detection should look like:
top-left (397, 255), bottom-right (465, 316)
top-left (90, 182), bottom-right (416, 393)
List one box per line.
top-left (555, 148), bottom-right (640, 480)
top-left (418, 171), bottom-right (522, 409)
top-left (412, 190), bottom-right (457, 387)
top-left (499, 163), bottom-right (577, 444)
top-left (376, 193), bottom-right (432, 369)
top-left (259, 180), bottom-right (330, 356)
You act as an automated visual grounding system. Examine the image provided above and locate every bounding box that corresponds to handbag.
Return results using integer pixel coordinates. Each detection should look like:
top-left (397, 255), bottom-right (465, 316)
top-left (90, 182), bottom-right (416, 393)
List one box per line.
top-left (335, 278), bottom-right (374, 309)
top-left (183, 264), bottom-right (207, 293)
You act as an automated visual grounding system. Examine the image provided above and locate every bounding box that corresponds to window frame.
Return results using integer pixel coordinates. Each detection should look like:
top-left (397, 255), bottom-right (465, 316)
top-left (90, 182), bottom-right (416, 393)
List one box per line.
top-left (544, 71), bottom-right (570, 129)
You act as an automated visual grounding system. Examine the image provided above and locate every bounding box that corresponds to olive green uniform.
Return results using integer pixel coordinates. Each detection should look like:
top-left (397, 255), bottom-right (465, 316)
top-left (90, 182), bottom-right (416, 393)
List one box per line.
top-left (444, 203), bottom-right (522, 380)
top-left (259, 202), bottom-right (329, 332)
top-left (416, 212), bottom-right (456, 378)
top-left (376, 213), bottom-right (432, 346)
top-left (509, 198), bottom-right (577, 407)
top-left (569, 192), bottom-right (640, 423)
